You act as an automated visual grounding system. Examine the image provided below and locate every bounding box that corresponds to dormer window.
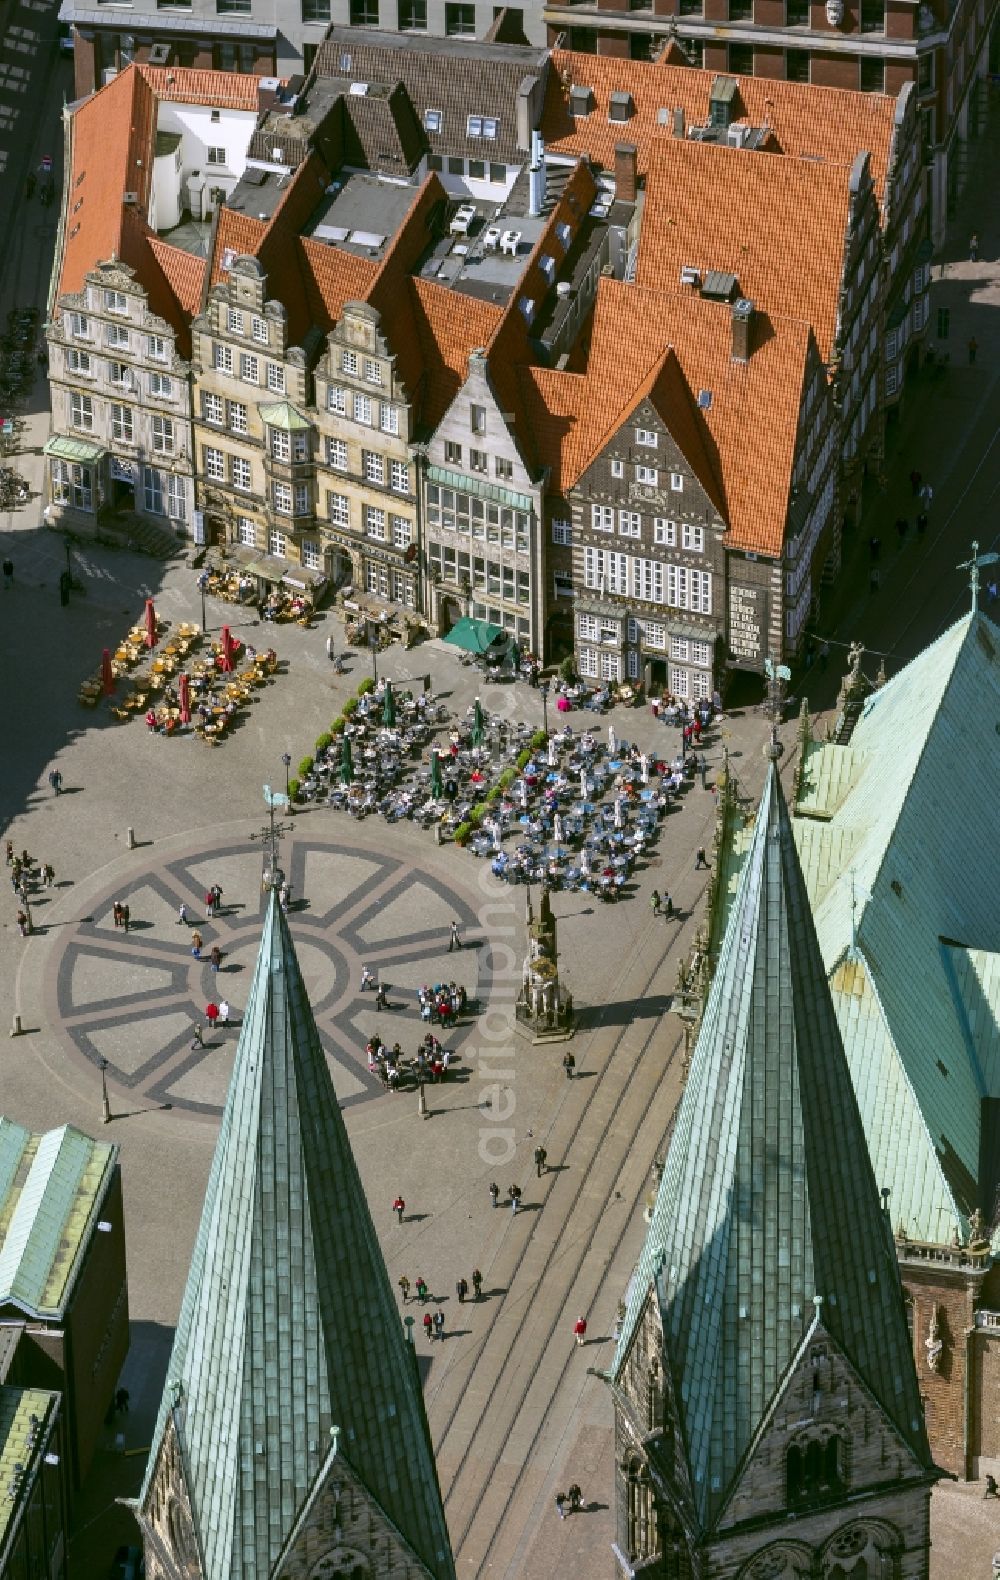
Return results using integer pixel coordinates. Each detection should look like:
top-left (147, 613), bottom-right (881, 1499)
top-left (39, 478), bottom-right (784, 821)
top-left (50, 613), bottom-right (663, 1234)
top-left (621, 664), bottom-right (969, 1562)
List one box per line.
top-left (424, 108), bottom-right (443, 132)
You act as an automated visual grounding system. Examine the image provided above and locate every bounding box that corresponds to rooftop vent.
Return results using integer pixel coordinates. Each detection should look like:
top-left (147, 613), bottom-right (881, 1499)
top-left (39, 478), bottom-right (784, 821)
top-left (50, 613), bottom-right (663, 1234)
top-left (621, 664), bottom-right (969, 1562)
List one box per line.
top-left (701, 269), bottom-right (739, 301)
top-left (123, 191), bottom-right (138, 205)
top-left (149, 41), bottom-right (170, 66)
top-left (679, 264), bottom-right (700, 287)
top-left (608, 91), bottom-right (634, 124)
top-left (271, 147), bottom-right (283, 161)
top-left (339, 51), bottom-right (352, 71)
top-left (349, 81), bottom-right (369, 96)
top-left (569, 84), bottom-right (593, 117)
top-left (731, 297), bottom-right (755, 363)
top-left (697, 389), bottom-right (713, 409)
top-left (657, 107), bottom-right (669, 126)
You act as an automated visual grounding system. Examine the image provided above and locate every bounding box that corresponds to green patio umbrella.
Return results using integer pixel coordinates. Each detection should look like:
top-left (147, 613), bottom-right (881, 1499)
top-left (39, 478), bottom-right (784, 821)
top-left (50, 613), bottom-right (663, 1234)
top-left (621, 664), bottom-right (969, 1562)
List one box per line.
top-left (430, 749), bottom-right (443, 799)
top-left (340, 735), bottom-right (355, 786)
top-left (382, 679), bottom-right (396, 727)
top-left (471, 696), bottom-right (485, 747)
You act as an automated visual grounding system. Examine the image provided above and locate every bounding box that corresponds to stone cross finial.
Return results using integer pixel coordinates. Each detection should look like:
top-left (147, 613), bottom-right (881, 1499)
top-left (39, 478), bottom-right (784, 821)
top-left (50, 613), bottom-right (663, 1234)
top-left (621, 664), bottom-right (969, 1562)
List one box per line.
top-left (956, 540), bottom-right (999, 615)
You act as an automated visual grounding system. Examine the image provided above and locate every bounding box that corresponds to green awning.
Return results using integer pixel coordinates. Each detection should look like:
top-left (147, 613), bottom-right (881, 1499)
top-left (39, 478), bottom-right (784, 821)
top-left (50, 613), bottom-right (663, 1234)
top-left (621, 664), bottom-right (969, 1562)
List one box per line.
top-left (44, 435), bottom-right (104, 464)
top-left (442, 617), bottom-right (509, 655)
top-left (258, 400), bottom-right (311, 431)
top-left (427, 465), bottom-right (532, 513)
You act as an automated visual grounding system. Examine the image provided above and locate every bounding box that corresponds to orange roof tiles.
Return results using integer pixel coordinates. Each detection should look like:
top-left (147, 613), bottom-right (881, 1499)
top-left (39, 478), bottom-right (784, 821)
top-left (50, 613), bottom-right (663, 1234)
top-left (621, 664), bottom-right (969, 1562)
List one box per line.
top-left (298, 241), bottom-right (379, 331)
top-left (411, 279), bottom-right (503, 431)
top-left (637, 135), bottom-right (856, 360)
top-left (138, 65), bottom-right (262, 112)
top-left (542, 50), bottom-right (896, 202)
top-left (207, 210), bottom-right (268, 290)
top-left (147, 239), bottom-right (206, 318)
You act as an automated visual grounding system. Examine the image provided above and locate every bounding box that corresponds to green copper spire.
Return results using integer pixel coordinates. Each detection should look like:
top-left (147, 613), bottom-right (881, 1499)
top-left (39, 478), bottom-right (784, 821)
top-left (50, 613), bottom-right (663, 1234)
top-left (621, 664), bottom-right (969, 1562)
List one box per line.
top-left (139, 890), bottom-right (456, 1580)
top-left (615, 765), bottom-right (930, 1532)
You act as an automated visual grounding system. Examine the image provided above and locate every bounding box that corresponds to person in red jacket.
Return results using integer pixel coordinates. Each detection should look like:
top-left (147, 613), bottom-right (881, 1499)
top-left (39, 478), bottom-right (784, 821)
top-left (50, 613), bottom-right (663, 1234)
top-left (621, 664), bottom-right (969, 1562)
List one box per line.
top-left (573, 1316), bottom-right (588, 1346)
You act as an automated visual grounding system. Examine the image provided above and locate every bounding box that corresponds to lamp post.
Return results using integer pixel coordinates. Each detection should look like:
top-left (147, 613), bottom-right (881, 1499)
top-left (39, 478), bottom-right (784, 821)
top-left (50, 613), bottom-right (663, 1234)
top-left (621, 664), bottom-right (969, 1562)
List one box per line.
top-left (369, 624), bottom-right (379, 685)
top-left (540, 679), bottom-right (550, 735)
top-left (100, 1057), bottom-right (111, 1125)
top-left (281, 751), bottom-right (292, 802)
top-left (200, 578), bottom-right (207, 636)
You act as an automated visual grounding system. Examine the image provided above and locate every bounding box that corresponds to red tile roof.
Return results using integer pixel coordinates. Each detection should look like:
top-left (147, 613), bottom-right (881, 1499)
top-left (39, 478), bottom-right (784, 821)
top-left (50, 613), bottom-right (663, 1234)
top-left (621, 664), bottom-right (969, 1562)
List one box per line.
top-left (147, 238), bottom-right (206, 318)
top-left (542, 50), bottom-right (896, 202)
top-left (207, 210), bottom-right (268, 290)
top-left (138, 65), bottom-right (262, 112)
top-left (637, 134), bottom-right (856, 360)
top-left (411, 279), bottom-right (503, 431)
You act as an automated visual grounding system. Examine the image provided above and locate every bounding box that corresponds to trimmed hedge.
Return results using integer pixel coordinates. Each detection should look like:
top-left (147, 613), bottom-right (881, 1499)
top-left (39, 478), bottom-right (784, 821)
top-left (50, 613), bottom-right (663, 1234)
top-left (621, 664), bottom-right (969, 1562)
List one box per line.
top-left (330, 718), bottom-right (346, 736)
top-left (289, 777), bottom-right (300, 800)
top-left (530, 729), bottom-right (547, 750)
top-left (357, 676), bottom-right (375, 695)
top-left (315, 732), bottom-right (332, 754)
top-left (342, 696), bottom-right (358, 717)
top-left (454, 822), bottom-right (472, 845)
top-left (485, 784), bottom-right (502, 803)
top-left (516, 748), bottom-right (531, 770)
top-left (498, 767), bottom-right (517, 788)
top-left (298, 756), bottom-right (313, 777)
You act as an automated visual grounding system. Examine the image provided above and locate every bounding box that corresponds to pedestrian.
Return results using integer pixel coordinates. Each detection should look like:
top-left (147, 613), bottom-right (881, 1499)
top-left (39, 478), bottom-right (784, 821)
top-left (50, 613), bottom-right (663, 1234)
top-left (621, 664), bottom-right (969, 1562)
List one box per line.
top-left (48, 770), bottom-right (62, 795)
top-left (398, 1275), bottom-right (411, 1303)
top-left (916, 511), bottom-right (928, 538)
top-left (178, 902), bottom-right (190, 926)
top-left (190, 1022), bottom-right (205, 1050)
top-left (416, 1276), bottom-right (428, 1302)
top-left (650, 889), bottom-right (661, 918)
top-left (206, 1002), bottom-right (219, 1032)
top-left (555, 1493), bottom-right (567, 1520)
top-left (112, 901), bottom-right (122, 929)
top-left (508, 1184), bottom-right (522, 1215)
top-left (423, 1312), bottom-right (433, 1340)
top-left (969, 336), bottom-right (978, 364)
top-left (393, 1195), bottom-right (405, 1224)
top-left (573, 1315), bottom-right (588, 1346)
top-left (970, 231), bottom-right (979, 262)
top-left (489, 1181), bottom-right (500, 1209)
top-left (663, 891), bottom-right (673, 918)
top-left (16, 909), bottom-right (28, 937)
top-left (448, 920), bottom-right (461, 952)
top-left (326, 632), bottom-right (335, 662)
top-left (869, 535), bottom-right (881, 562)
top-left (920, 482), bottom-right (934, 510)
top-left (41, 863), bottom-right (54, 887)
top-left (568, 1483), bottom-right (583, 1513)
top-left (121, 903), bottom-right (130, 934)
top-left (205, 889), bottom-right (215, 919)
top-left (699, 755), bottom-right (708, 789)
top-left (984, 1474), bottom-right (999, 1499)
top-left (472, 1267), bottom-right (483, 1299)
top-left (563, 1050), bottom-right (575, 1079)
top-left (218, 998), bottom-right (230, 1026)
top-left (192, 929), bottom-right (203, 952)
top-left (210, 945), bottom-right (222, 973)
top-left (695, 846), bottom-right (709, 870)
top-left (375, 982), bottom-right (388, 1011)
top-left (534, 1145), bottom-right (548, 1178)
top-left (2, 558), bottom-right (13, 589)
top-left (433, 1310), bottom-right (445, 1341)
top-left (456, 1276), bottom-right (468, 1303)
top-left (211, 883), bottom-right (224, 914)
top-left (870, 567), bottom-right (880, 594)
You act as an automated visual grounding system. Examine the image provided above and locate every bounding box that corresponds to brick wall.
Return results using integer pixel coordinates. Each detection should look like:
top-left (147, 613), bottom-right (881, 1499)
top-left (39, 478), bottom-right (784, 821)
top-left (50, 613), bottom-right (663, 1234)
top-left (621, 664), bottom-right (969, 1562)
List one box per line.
top-left (901, 1264), bottom-right (981, 1479)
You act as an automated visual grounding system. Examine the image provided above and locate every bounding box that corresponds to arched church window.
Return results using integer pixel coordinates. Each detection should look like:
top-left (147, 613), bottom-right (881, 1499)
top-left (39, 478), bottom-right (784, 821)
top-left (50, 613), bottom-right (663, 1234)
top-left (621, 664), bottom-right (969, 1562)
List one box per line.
top-left (625, 1456), bottom-right (653, 1561)
top-left (786, 1433), bottom-right (845, 1507)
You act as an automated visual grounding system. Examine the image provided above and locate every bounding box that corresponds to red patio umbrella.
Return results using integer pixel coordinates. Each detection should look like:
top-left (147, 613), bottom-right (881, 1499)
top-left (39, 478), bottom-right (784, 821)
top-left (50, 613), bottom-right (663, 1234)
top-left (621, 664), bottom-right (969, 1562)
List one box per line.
top-left (219, 625), bottom-right (234, 673)
top-left (144, 598), bottom-right (157, 649)
top-left (178, 672), bottom-right (191, 724)
top-left (101, 648), bottom-right (115, 697)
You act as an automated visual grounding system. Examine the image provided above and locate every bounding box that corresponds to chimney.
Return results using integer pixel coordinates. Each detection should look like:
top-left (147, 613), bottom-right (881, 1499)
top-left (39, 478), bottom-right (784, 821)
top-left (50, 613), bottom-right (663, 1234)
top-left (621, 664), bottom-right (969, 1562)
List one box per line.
top-left (673, 105), bottom-right (685, 138)
top-left (516, 74), bottom-right (539, 153)
top-left (614, 142), bottom-right (638, 205)
top-left (731, 297), bottom-right (755, 363)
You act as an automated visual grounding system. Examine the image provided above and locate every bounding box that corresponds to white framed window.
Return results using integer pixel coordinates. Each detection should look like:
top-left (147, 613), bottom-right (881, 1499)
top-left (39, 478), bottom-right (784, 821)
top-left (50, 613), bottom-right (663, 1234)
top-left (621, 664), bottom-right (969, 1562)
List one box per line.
top-left (636, 466), bottom-right (658, 486)
top-left (682, 523), bottom-right (705, 552)
top-left (231, 455), bottom-right (252, 491)
top-left (495, 456), bottom-right (513, 480)
top-left (214, 343), bottom-right (233, 373)
top-left (645, 621), bottom-right (666, 649)
top-left (365, 505), bottom-right (386, 539)
top-left (228, 308), bottom-right (242, 333)
top-left (552, 519), bottom-right (572, 546)
top-left (51, 459), bottom-right (93, 510)
top-left (266, 363), bottom-right (285, 394)
top-left (271, 428), bottom-right (291, 462)
top-left (240, 353), bottom-right (259, 384)
top-left (150, 372), bottom-right (173, 398)
top-left (691, 640), bottom-right (711, 667)
top-left (204, 446), bottom-right (225, 480)
top-left (166, 474), bottom-right (186, 523)
top-left (363, 449), bottom-right (384, 484)
top-left (444, 440), bottom-right (461, 464)
top-left (152, 415), bottom-right (174, 455)
top-left (631, 556), bottom-right (663, 604)
top-left (328, 491), bottom-right (349, 526)
top-left (393, 569), bottom-right (413, 605)
top-left (635, 428), bottom-right (657, 447)
top-left (143, 467), bottom-right (163, 515)
top-left (482, 116), bottom-right (498, 138)
top-left (272, 481), bottom-right (293, 514)
top-left (470, 448), bottom-right (488, 474)
top-left (390, 460), bottom-right (409, 493)
top-left (354, 394), bottom-right (372, 424)
top-left (111, 403), bottom-right (134, 444)
top-left (670, 636), bottom-right (689, 661)
top-left (252, 316), bottom-right (268, 345)
top-left (341, 348), bottom-right (358, 375)
top-left (202, 392), bottom-right (224, 424)
top-left (106, 323), bottom-right (129, 350)
top-left (578, 613), bottom-right (599, 640)
top-left (690, 568), bottom-right (712, 613)
top-left (206, 147), bottom-right (226, 166)
top-left (109, 361), bottom-right (129, 387)
top-left (611, 459), bottom-right (624, 478)
top-left (237, 517), bottom-right (256, 547)
top-left (293, 483), bottom-right (309, 515)
top-left (670, 666), bottom-right (690, 698)
top-left (654, 517), bottom-right (676, 546)
top-left (302, 539), bottom-right (321, 570)
top-left (592, 505), bottom-right (614, 534)
top-left (424, 108), bottom-right (442, 132)
top-left (148, 335), bottom-right (168, 361)
top-left (554, 570), bottom-right (574, 599)
top-left (692, 667), bottom-right (711, 698)
top-left (599, 650), bottom-right (620, 681)
top-left (380, 402), bottom-right (398, 435)
top-left (366, 560), bottom-right (389, 597)
top-left (392, 514), bottom-right (411, 547)
top-left (328, 386), bottom-right (347, 415)
top-left (364, 358), bottom-right (382, 385)
top-left (326, 437), bottom-right (348, 470)
top-left (618, 510), bottom-right (641, 538)
top-left (627, 648), bottom-right (640, 680)
top-left (69, 392), bottom-right (93, 431)
top-left (268, 528), bottom-right (287, 556)
top-left (228, 401), bottom-right (248, 435)
top-left (70, 313), bottom-right (91, 340)
top-left (104, 289), bottom-right (128, 315)
top-left (467, 114), bottom-right (483, 135)
top-left (578, 647), bottom-right (598, 678)
top-left (671, 472), bottom-right (684, 492)
top-left (292, 432), bottom-right (308, 462)
top-left (67, 349), bottom-right (92, 375)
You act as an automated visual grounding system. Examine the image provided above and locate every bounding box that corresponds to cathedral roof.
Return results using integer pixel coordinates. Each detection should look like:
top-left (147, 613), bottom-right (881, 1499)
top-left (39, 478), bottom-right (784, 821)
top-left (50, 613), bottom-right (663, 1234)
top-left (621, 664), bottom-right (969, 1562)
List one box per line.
top-left (139, 889), bottom-right (455, 1580)
top-left (614, 765), bottom-right (930, 1533)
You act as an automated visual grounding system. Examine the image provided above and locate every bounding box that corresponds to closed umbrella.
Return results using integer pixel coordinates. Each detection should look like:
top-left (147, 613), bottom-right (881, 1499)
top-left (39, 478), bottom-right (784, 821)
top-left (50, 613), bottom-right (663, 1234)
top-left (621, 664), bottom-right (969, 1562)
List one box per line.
top-left (101, 648), bottom-right (115, 696)
top-left (220, 625), bottom-right (234, 673)
top-left (144, 598), bottom-right (157, 649)
top-left (471, 696), bottom-right (485, 747)
top-left (341, 735), bottom-right (355, 786)
top-left (382, 679), bottom-right (396, 727)
top-left (430, 749), bottom-right (443, 799)
top-left (178, 672), bottom-right (191, 724)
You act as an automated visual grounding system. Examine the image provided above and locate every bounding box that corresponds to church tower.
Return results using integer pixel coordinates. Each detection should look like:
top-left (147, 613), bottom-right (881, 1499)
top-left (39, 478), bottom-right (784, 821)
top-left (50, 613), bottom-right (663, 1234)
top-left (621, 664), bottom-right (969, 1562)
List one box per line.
top-left (134, 886), bottom-right (456, 1580)
top-left (612, 764), bottom-right (936, 1579)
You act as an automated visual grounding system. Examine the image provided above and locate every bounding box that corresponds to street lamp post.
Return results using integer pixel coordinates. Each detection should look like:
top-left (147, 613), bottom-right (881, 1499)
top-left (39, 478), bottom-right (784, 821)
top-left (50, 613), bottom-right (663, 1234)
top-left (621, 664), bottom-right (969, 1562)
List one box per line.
top-left (281, 751), bottom-right (292, 809)
top-left (200, 580), bottom-right (207, 635)
top-left (540, 680), bottom-right (550, 735)
top-left (100, 1057), bottom-right (111, 1125)
top-left (369, 624), bottom-right (379, 685)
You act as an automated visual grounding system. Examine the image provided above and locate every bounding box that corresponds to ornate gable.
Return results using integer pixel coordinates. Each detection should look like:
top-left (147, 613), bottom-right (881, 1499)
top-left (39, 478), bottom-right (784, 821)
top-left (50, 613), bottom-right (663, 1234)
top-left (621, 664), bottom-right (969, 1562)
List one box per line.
top-left (136, 1411), bottom-right (205, 1580)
